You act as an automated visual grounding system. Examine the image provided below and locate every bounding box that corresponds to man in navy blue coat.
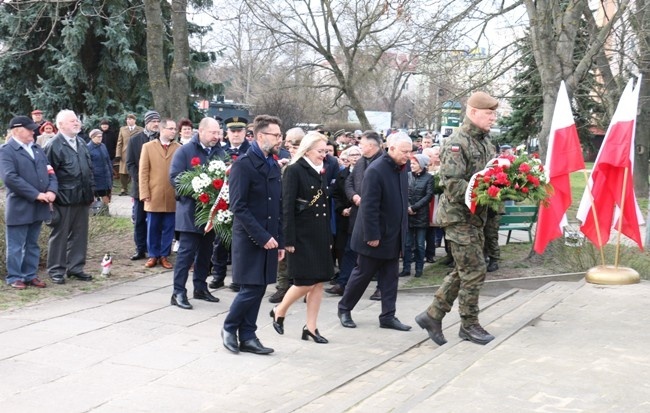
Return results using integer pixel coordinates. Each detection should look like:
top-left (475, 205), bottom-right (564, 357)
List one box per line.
top-left (337, 132), bottom-right (413, 331)
top-left (222, 115), bottom-right (284, 355)
top-left (0, 116), bottom-right (58, 289)
top-left (169, 117), bottom-right (226, 309)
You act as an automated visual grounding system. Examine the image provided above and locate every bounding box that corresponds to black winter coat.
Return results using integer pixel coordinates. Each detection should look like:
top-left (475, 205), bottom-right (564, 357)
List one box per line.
top-left (44, 134), bottom-right (94, 206)
top-left (283, 158), bottom-right (334, 281)
top-left (407, 171), bottom-right (433, 228)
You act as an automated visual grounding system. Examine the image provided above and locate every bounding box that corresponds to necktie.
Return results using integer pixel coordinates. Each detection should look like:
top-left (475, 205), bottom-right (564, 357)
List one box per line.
top-left (206, 147), bottom-right (212, 156)
top-left (68, 138), bottom-right (77, 151)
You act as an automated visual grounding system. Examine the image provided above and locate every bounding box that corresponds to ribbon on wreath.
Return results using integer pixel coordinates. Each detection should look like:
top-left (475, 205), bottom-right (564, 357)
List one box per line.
top-left (464, 157), bottom-right (511, 213)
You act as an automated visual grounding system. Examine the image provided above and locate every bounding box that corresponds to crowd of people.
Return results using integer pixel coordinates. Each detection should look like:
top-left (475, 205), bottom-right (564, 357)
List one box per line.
top-left (1, 90), bottom-right (502, 354)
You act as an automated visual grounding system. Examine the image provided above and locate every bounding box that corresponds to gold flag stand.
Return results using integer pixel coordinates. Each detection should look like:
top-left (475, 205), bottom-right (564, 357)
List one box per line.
top-left (584, 167), bottom-right (640, 285)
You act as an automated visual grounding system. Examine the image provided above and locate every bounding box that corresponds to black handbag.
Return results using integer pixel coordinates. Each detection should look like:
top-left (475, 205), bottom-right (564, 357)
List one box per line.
top-left (294, 189), bottom-right (323, 215)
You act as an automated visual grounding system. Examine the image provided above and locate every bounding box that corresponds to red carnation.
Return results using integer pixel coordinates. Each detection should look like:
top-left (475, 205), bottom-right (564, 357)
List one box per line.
top-left (527, 174), bottom-right (540, 187)
top-left (212, 178), bottom-right (224, 190)
top-left (495, 172), bottom-right (509, 186)
top-left (231, 155), bottom-right (238, 162)
top-left (198, 193), bottom-right (210, 204)
top-left (273, 154), bottom-right (279, 161)
top-left (521, 187), bottom-right (530, 193)
top-left (320, 168), bottom-right (326, 175)
top-left (487, 185), bottom-right (500, 198)
top-left (191, 157), bottom-right (201, 167)
top-left (216, 198), bottom-right (228, 211)
top-left (518, 163), bottom-right (531, 173)
top-left (483, 176), bottom-right (491, 183)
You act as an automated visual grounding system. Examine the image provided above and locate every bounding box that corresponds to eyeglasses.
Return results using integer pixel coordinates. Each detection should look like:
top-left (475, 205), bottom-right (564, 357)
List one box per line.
top-left (260, 131), bottom-right (283, 139)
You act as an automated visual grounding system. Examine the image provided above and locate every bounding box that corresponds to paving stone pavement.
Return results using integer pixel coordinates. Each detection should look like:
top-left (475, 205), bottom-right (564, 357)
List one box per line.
top-left (0, 195), bottom-right (640, 412)
top-left (0, 265), bottom-right (648, 412)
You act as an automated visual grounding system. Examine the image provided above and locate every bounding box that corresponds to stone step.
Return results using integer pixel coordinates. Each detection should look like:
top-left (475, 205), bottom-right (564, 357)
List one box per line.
top-left (285, 281), bottom-right (583, 413)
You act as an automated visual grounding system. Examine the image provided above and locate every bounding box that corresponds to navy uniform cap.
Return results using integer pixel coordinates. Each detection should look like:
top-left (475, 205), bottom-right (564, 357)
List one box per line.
top-left (225, 116), bottom-right (248, 130)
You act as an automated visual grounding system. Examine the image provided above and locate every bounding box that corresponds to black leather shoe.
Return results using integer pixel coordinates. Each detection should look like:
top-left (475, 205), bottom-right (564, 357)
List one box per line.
top-left (208, 278), bottom-right (225, 289)
top-left (229, 283), bottom-right (241, 292)
top-left (171, 293), bottom-right (193, 309)
top-left (302, 326), bottom-right (328, 343)
top-left (369, 288), bottom-right (381, 301)
top-left (68, 272), bottom-right (93, 281)
top-left (379, 317), bottom-right (412, 331)
top-left (425, 257), bottom-right (436, 263)
top-left (221, 328), bottom-right (239, 354)
top-left (338, 310), bottom-right (356, 328)
top-left (459, 324), bottom-right (495, 345)
top-left (399, 270), bottom-right (411, 277)
top-left (193, 289), bottom-right (219, 302)
top-left (486, 258), bottom-right (499, 272)
top-left (415, 311), bottom-right (447, 345)
top-left (50, 275), bottom-right (65, 285)
top-left (270, 307), bottom-right (284, 335)
top-left (130, 251), bottom-right (146, 260)
top-left (268, 288), bottom-right (286, 303)
top-left (325, 284), bottom-right (344, 296)
top-left (239, 338), bottom-right (274, 355)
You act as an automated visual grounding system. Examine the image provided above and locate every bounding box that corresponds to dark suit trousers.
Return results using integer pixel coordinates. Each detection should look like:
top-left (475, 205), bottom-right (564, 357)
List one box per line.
top-left (133, 198), bottom-right (147, 253)
top-left (173, 230), bottom-right (215, 294)
top-left (338, 253), bottom-right (399, 322)
top-left (223, 284), bottom-right (267, 342)
top-left (47, 204), bottom-right (89, 277)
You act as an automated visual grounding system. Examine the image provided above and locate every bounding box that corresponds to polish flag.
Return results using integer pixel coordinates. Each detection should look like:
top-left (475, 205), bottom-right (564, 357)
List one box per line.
top-left (533, 81), bottom-right (585, 254)
top-left (576, 76), bottom-right (644, 250)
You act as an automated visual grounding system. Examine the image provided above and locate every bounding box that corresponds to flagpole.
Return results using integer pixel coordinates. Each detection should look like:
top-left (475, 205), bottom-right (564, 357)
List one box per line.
top-left (582, 170), bottom-right (606, 266)
top-left (613, 167), bottom-right (629, 268)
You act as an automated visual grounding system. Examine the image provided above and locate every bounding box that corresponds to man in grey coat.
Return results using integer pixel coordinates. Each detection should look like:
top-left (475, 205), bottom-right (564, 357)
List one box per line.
top-left (0, 116), bottom-right (58, 289)
top-left (337, 132), bottom-right (413, 331)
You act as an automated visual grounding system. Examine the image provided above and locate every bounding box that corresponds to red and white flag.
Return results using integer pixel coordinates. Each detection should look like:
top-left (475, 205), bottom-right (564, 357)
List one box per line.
top-left (576, 76), bottom-right (644, 250)
top-left (533, 81), bottom-right (585, 254)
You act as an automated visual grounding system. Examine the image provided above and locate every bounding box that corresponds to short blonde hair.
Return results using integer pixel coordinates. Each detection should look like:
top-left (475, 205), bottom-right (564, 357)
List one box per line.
top-left (290, 132), bottom-right (328, 165)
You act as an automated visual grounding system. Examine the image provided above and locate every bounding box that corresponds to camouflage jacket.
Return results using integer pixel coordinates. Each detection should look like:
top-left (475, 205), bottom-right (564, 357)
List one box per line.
top-left (434, 117), bottom-right (495, 230)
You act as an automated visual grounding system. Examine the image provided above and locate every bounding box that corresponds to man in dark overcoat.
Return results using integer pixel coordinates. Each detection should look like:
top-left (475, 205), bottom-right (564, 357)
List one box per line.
top-left (169, 117), bottom-right (225, 309)
top-left (337, 132), bottom-right (413, 331)
top-left (0, 116), bottom-right (58, 289)
top-left (222, 115), bottom-right (284, 355)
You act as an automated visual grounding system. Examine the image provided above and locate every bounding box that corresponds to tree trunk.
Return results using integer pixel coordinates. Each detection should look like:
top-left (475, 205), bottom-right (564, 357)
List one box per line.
top-left (632, 0), bottom-right (650, 199)
top-left (169, 0), bottom-right (190, 121)
top-left (143, 0), bottom-right (171, 116)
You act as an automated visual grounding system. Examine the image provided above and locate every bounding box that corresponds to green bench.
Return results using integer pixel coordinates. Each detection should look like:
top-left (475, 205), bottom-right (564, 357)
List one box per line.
top-left (498, 204), bottom-right (539, 244)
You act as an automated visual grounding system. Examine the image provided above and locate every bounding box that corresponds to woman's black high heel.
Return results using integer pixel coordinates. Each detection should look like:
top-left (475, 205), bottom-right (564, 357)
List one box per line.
top-left (301, 326), bottom-right (328, 344)
top-left (270, 307), bottom-right (284, 335)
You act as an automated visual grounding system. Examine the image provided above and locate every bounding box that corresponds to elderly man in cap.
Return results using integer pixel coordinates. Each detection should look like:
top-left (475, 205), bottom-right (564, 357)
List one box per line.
top-left (0, 116), bottom-right (58, 289)
top-left (44, 110), bottom-right (95, 284)
top-left (415, 91), bottom-right (498, 346)
top-left (126, 110), bottom-right (161, 260)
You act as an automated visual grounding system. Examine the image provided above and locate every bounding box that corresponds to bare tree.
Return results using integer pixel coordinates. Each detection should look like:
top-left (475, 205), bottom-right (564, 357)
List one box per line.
top-left (524, 0), bottom-right (631, 160)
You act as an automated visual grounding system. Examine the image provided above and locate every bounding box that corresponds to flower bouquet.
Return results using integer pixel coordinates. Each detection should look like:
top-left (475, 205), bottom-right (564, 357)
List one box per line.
top-left (465, 153), bottom-right (552, 212)
top-left (175, 157), bottom-right (233, 245)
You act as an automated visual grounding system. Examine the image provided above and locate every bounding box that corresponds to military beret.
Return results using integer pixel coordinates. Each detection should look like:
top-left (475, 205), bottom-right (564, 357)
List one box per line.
top-left (467, 91), bottom-right (498, 110)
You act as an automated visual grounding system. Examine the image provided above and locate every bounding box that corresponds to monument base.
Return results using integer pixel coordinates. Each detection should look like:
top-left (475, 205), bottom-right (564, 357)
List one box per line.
top-left (585, 265), bottom-right (640, 285)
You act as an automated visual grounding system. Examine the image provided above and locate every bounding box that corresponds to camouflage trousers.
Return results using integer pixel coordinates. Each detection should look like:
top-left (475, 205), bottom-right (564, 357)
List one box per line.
top-left (427, 223), bottom-right (486, 327)
top-left (483, 208), bottom-right (500, 260)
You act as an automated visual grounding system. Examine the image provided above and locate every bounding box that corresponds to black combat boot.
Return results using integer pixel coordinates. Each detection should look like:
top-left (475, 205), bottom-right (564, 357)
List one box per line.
top-left (486, 257), bottom-right (498, 272)
top-left (415, 311), bottom-right (447, 346)
top-left (459, 324), bottom-right (495, 345)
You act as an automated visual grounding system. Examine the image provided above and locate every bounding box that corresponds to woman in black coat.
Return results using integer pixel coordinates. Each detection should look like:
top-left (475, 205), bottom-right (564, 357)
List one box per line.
top-left (401, 154), bottom-right (433, 277)
top-left (271, 132), bottom-right (334, 344)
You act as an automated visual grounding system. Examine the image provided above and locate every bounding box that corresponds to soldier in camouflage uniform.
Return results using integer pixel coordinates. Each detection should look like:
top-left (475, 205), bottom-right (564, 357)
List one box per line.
top-left (415, 91), bottom-right (498, 346)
